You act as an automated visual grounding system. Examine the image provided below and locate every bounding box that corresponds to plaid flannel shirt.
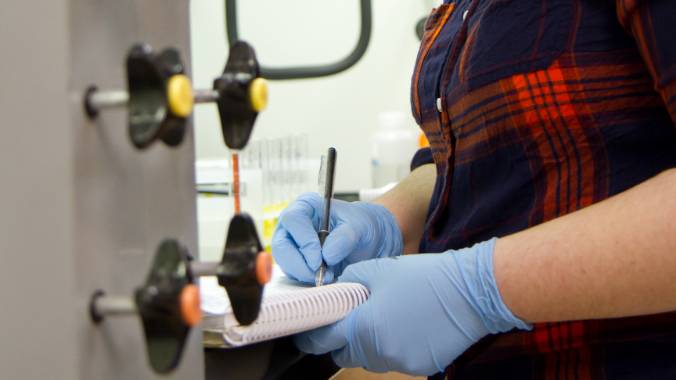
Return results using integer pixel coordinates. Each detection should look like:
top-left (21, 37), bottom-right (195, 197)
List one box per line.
top-left (410, 0), bottom-right (676, 378)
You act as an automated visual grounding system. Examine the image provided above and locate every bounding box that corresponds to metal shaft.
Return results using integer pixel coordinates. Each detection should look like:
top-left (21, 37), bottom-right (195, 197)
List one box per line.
top-left (190, 261), bottom-right (220, 277)
top-left (84, 86), bottom-right (130, 119)
top-left (89, 90), bottom-right (129, 110)
top-left (193, 89), bottom-right (219, 104)
top-left (93, 295), bottom-right (136, 318)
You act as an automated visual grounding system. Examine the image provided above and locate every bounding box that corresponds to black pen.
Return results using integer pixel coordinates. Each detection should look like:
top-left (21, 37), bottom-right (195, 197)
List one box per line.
top-left (316, 147), bottom-right (336, 287)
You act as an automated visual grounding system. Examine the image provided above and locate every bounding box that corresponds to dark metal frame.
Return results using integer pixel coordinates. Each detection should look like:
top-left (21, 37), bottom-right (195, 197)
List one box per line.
top-left (225, 0), bottom-right (373, 80)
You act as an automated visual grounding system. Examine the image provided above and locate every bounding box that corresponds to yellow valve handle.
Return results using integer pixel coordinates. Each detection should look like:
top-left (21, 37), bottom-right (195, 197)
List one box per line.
top-left (167, 74), bottom-right (194, 118)
top-left (249, 77), bottom-right (269, 112)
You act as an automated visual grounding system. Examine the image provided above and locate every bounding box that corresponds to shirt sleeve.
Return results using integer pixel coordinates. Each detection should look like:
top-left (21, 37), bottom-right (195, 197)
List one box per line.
top-left (410, 147), bottom-right (434, 171)
top-left (617, 0), bottom-right (676, 123)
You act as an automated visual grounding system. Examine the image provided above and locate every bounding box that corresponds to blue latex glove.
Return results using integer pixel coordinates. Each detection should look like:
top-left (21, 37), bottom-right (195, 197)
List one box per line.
top-left (294, 239), bottom-right (531, 376)
top-left (272, 193), bottom-right (403, 284)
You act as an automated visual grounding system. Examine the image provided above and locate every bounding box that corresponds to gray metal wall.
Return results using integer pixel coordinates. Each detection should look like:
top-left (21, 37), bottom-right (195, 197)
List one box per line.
top-left (0, 1), bottom-right (204, 379)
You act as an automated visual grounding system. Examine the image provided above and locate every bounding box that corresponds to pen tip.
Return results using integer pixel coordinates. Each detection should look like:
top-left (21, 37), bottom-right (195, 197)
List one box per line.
top-left (315, 265), bottom-right (326, 287)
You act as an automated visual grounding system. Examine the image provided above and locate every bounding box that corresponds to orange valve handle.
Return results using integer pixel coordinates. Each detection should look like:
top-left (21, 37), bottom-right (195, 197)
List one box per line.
top-left (218, 213), bottom-right (267, 325)
top-left (256, 252), bottom-right (273, 285)
top-left (179, 284), bottom-right (202, 327)
top-left (90, 240), bottom-right (196, 375)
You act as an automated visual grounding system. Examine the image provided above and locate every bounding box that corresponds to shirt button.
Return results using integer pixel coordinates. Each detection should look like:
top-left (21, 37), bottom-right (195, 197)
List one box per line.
top-left (462, 10), bottom-right (469, 20)
top-left (436, 97), bottom-right (443, 112)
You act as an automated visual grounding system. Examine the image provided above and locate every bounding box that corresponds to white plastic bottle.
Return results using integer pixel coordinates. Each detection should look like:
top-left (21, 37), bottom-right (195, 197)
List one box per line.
top-left (370, 111), bottom-right (420, 188)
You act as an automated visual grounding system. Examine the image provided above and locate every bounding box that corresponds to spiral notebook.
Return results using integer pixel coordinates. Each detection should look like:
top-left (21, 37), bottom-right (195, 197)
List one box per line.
top-left (200, 267), bottom-right (369, 347)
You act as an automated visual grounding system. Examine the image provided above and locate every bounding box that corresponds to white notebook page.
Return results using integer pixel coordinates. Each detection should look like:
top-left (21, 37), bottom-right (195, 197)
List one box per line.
top-left (200, 266), bottom-right (369, 347)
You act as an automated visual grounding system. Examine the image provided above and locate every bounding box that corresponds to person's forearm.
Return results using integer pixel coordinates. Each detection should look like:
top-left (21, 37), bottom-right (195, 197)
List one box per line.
top-left (374, 164), bottom-right (436, 253)
top-left (495, 168), bottom-right (676, 323)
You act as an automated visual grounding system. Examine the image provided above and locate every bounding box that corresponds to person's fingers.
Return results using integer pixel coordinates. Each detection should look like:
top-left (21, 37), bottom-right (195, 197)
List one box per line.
top-left (337, 259), bottom-right (383, 288)
top-left (278, 197), bottom-right (323, 271)
top-left (332, 347), bottom-right (389, 373)
top-left (271, 228), bottom-right (316, 283)
top-left (331, 345), bottom-right (362, 369)
top-left (294, 316), bottom-right (351, 355)
top-left (321, 223), bottom-right (361, 266)
top-left (328, 307), bottom-right (382, 371)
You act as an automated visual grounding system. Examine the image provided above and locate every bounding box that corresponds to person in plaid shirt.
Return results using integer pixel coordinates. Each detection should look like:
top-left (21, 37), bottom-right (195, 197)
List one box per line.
top-left (272, 0), bottom-right (676, 378)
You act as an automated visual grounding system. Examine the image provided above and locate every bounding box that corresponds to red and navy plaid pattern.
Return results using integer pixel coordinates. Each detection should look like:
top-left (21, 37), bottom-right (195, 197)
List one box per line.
top-left (411, 1), bottom-right (676, 378)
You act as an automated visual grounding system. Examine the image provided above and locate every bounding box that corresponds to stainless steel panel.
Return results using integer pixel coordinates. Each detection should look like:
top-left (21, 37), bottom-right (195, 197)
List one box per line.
top-left (1, 0), bottom-right (204, 378)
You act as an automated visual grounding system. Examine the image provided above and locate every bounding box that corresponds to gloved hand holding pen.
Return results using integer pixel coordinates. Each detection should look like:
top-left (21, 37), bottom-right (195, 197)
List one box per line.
top-left (271, 192), bottom-right (404, 284)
